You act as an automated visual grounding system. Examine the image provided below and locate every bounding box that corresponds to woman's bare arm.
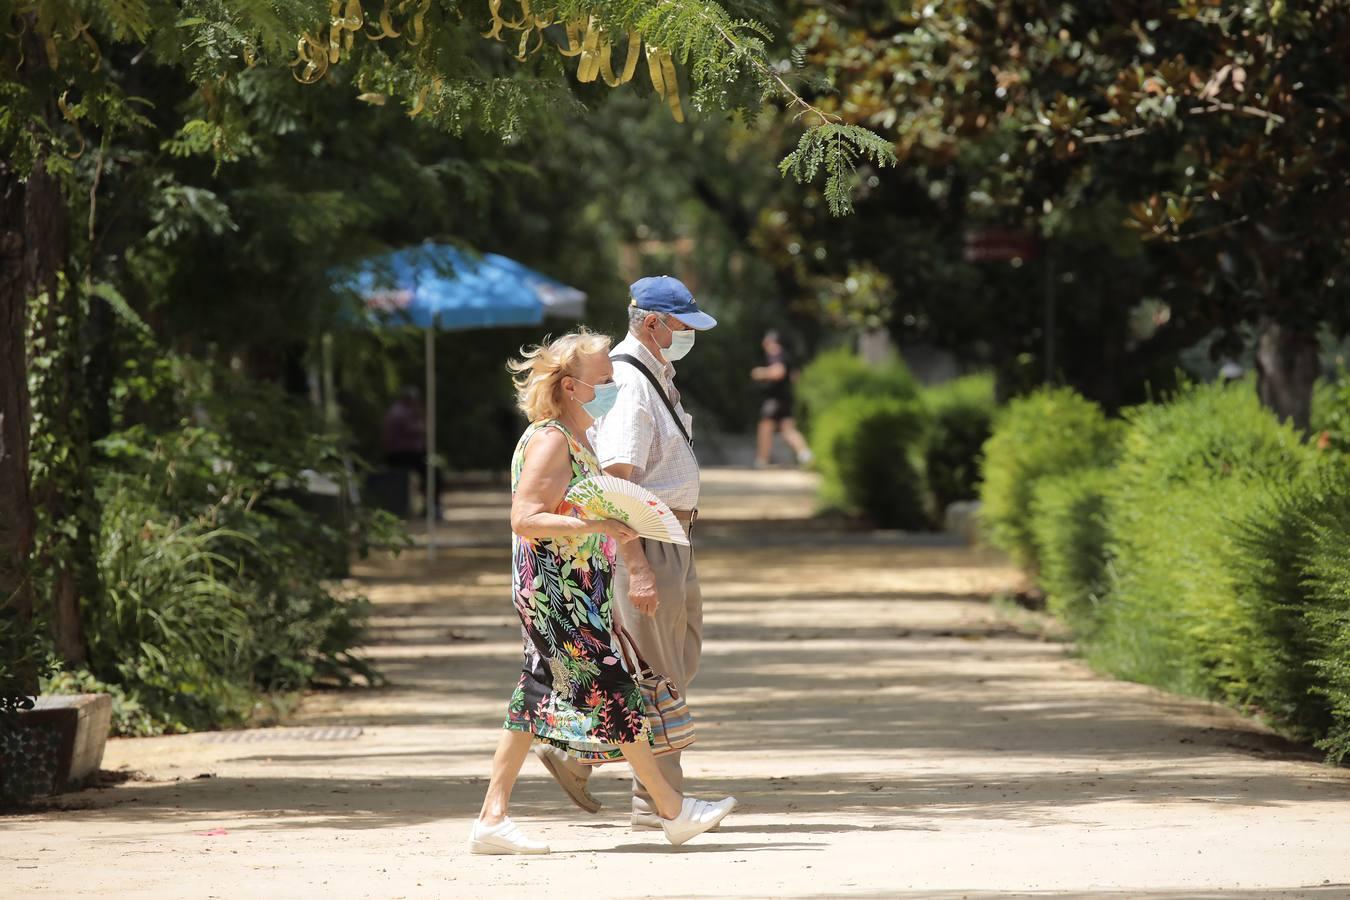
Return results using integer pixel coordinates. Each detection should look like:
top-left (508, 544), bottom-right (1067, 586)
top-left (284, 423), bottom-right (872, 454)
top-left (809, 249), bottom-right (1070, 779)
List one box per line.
top-left (512, 428), bottom-right (635, 543)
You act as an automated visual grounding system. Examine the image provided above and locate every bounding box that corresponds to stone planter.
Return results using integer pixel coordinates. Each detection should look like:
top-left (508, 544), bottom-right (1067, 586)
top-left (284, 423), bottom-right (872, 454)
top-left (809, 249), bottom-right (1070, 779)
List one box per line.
top-left (0, 694), bottom-right (112, 802)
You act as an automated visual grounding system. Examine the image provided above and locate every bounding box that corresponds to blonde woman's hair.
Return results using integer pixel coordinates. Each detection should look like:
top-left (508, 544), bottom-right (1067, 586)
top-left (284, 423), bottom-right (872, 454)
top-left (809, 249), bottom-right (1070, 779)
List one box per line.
top-left (507, 328), bottom-right (612, 422)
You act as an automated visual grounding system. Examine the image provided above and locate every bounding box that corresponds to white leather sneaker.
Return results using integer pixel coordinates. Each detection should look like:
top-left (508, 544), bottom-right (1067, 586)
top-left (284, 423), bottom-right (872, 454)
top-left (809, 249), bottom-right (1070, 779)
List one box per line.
top-left (468, 817), bottom-right (550, 855)
top-left (661, 796), bottom-right (737, 846)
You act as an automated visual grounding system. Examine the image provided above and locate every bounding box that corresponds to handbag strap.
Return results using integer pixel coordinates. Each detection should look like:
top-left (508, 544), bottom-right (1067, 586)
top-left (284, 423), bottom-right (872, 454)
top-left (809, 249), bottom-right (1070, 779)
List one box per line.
top-left (612, 621), bottom-right (653, 679)
top-left (613, 354), bottom-right (693, 447)
top-left (612, 620), bottom-right (683, 700)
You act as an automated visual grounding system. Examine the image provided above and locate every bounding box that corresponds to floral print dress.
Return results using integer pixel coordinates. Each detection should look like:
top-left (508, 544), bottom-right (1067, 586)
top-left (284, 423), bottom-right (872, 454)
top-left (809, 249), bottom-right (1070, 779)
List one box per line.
top-left (503, 420), bottom-right (649, 759)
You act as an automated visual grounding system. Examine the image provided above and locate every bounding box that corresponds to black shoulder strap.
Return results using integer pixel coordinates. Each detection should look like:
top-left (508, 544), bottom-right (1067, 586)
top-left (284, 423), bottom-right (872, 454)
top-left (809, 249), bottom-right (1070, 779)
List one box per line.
top-left (613, 353), bottom-right (693, 446)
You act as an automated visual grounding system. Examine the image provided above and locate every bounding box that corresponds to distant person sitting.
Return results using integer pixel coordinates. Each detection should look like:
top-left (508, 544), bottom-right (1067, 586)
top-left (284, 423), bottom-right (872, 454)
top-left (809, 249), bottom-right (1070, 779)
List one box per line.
top-left (382, 386), bottom-right (439, 514)
top-left (750, 330), bottom-right (812, 468)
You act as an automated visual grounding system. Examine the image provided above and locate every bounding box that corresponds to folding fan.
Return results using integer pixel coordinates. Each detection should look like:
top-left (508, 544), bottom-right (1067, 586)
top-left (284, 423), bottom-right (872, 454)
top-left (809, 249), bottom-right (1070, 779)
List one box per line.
top-left (565, 475), bottom-right (689, 545)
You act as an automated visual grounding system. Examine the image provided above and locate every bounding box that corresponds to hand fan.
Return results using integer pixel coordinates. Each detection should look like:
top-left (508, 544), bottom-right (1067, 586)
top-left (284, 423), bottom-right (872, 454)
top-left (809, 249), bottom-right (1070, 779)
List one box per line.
top-left (565, 475), bottom-right (689, 545)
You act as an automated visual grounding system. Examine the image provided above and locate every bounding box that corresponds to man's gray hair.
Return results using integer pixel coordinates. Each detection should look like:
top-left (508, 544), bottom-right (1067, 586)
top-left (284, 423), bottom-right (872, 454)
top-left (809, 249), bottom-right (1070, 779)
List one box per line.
top-left (628, 304), bottom-right (659, 334)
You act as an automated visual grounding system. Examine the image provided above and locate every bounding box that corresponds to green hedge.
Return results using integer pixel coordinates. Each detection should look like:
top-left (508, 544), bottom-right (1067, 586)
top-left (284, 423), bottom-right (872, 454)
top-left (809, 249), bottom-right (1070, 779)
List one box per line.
top-left (979, 386), bottom-right (1119, 570)
top-left (1302, 492), bottom-right (1350, 762)
top-left (1229, 466), bottom-right (1350, 760)
top-left (986, 377), bottom-right (1350, 760)
top-left (1094, 381), bottom-right (1314, 701)
top-left (922, 373), bottom-right (996, 515)
top-left (810, 394), bottom-right (929, 529)
top-left (798, 349), bottom-right (929, 528)
top-left (1029, 467), bottom-right (1114, 635)
top-left (795, 347), bottom-right (921, 429)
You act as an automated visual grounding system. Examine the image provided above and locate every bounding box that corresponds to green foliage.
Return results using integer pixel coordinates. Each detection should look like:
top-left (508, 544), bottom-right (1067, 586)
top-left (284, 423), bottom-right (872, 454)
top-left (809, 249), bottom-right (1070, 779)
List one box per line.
top-left (0, 608), bottom-right (49, 715)
top-left (920, 372), bottom-right (995, 514)
top-left (56, 359), bottom-right (402, 735)
top-left (1226, 466), bottom-right (1344, 744)
top-left (41, 669), bottom-right (160, 738)
top-left (85, 486), bottom-right (255, 733)
top-left (984, 375), bottom-right (1350, 759)
top-left (1094, 381), bottom-right (1315, 703)
top-left (1029, 468), bottom-right (1114, 636)
top-left (810, 394), bottom-right (929, 530)
top-left (1302, 489), bottom-right (1350, 763)
top-left (778, 123), bottom-right (898, 216)
top-left (1312, 369), bottom-right (1350, 453)
top-left (795, 347), bottom-right (920, 430)
top-left (979, 387), bottom-right (1119, 571)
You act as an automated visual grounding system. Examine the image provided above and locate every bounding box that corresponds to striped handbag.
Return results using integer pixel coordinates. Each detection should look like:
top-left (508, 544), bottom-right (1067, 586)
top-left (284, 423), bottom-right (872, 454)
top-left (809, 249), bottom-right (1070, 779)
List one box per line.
top-left (574, 623), bottom-right (695, 766)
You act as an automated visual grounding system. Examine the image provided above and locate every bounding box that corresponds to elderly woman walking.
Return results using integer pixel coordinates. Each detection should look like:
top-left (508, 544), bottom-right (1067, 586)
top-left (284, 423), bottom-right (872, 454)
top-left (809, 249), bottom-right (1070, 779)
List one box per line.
top-left (469, 329), bottom-right (735, 854)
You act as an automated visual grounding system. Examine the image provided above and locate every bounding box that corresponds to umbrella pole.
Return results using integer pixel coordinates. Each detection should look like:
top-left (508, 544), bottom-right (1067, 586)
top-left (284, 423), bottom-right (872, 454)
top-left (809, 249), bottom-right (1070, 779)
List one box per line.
top-left (425, 324), bottom-right (437, 561)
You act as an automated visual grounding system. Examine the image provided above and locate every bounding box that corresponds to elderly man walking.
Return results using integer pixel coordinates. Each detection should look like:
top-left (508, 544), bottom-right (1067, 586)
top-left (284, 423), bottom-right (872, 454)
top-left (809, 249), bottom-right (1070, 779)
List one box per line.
top-left (533, 275), bottom-right (716, 829)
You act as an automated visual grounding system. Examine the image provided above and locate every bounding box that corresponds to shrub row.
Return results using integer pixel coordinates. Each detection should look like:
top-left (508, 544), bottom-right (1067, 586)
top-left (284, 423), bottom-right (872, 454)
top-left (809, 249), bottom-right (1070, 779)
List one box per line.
top-left (797, 349), bottom-right (995, 529)
top-left (981, 379), bottom-right (1350, 760)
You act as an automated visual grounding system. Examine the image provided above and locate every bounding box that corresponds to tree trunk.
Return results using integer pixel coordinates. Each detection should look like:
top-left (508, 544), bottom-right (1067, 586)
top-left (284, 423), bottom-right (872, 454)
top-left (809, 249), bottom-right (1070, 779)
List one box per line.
top-left (1254, 319), bottom-right (1320, 433)
top-left (31, 274), bottom-right (86, 666)
top-left (0, 156), bottom-right (67, 694)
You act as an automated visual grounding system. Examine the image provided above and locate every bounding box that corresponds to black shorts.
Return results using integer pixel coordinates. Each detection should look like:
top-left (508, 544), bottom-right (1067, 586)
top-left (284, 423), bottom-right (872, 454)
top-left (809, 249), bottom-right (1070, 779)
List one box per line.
top-left (759, 397), bottom-right (794, 422)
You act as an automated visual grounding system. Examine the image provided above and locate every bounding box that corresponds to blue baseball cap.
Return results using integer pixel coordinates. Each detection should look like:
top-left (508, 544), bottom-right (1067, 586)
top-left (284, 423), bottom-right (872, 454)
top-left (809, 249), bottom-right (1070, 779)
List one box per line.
top-left (630, 275), bottom-right (718, 331)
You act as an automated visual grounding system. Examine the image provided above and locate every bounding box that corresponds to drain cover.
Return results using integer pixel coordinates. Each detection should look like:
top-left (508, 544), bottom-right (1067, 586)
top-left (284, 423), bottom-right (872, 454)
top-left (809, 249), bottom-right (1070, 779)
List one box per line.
top-left (199, 726), bottom-right (363, 743)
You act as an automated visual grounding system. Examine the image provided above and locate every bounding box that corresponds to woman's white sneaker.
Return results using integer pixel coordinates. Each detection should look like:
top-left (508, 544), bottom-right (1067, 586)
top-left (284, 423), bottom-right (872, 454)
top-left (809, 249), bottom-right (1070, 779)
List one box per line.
top-left (468, 817), bottom-right (550, 855)
top-left (661, 796), bottom-right (737, 846)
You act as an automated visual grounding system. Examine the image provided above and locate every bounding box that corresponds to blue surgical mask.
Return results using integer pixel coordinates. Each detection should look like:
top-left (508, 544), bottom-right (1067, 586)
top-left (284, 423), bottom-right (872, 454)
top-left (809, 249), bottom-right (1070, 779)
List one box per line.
top-left (659, 319), bottom-right (697, 361)
top-left (575, 379), bottom-right (620, 419)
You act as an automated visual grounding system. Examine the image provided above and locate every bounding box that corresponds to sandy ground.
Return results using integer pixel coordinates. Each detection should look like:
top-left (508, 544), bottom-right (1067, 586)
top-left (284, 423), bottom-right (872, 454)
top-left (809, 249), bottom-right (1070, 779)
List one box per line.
top-left (6, 469), bottom-right (1350, 899)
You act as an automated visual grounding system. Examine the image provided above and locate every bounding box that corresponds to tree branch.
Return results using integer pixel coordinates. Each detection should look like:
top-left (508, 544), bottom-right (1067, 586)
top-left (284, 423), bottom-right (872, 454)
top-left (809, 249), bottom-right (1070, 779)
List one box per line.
top-left (1080, 99), bottom-right (1287, 145)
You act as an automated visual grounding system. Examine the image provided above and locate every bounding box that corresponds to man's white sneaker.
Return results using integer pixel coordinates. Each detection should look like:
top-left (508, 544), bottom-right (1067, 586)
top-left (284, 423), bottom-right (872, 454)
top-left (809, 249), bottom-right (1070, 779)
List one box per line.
top-left (468, 817), bottom-right (550, 855)
top-left (661, 796), bottom-right (737, 846)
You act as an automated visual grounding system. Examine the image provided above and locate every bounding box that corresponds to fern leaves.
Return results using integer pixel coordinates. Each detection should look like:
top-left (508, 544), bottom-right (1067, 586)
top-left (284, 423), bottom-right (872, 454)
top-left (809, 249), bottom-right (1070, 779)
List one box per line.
top-left (779, 123), bottom-right (898, 216)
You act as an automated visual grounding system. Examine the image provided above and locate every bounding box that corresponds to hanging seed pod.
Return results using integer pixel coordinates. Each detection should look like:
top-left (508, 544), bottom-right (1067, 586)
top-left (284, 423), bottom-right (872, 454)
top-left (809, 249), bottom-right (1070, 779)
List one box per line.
top-left (645, 42), bottom-right (666, 97)
top-left (514, 25), bottom-right (543, 62)
top-left (410, 78), bottom-right (441, 117)
top-left (483, 0), bottom-right (506, 40)
top-left (381, 2), bottom-right (400, 36)
top-left (57, 91), bottom-right (85, 159)
top-left (292, 32), bottom-right (328, 83)
top-left (343, 0), bottom-right (363, 29)
top-left (326, 1), bottom-right (342, 63)
top-left (406, 0), bottom-right (431, 46)
top-left (558, 19), bottom-right (585, 57)
top-left (600, 31), bottom-right (640, 87)
top-left (576, 16), bottom-right (602, 83)
top-left (659, 50), bottom-right (683, 122)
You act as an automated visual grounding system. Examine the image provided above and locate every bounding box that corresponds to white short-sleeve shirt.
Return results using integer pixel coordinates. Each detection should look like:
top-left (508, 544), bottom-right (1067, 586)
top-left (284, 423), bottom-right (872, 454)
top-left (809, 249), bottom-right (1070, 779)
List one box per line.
top-left (591, 333), bottom-right (700, 510)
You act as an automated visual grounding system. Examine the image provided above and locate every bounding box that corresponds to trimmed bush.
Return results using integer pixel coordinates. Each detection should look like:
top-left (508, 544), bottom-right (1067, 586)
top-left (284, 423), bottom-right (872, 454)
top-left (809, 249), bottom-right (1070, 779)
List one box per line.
top-left (922, 373), bottom-right (996, 516)
top-left (1303, 494), bottom-right (1350, 762)
top-left (1094, 381), bottom-right (1315, 704)
top-left (811, 394), bottom-right (929, 529)
top-left (796, 348), bottom-right (921, 430)
top-left (979, 386), bottom-right (1119, 570)
top-left (1229, 465), bottom-right (1350, 758)
top-left (1029, 468), bottom-right (1114, 635)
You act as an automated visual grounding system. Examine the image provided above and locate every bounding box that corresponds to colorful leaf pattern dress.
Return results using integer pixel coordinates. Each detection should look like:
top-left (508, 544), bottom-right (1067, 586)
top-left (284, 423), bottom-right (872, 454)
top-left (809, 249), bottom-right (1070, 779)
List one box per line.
top-left (503, 420), bottom-right (649, 759)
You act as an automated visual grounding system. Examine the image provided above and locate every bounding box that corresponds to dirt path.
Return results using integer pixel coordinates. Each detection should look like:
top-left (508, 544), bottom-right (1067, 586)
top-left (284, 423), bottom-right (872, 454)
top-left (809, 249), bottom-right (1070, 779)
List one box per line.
top-left (7, 469), bottom-right (1350, 898)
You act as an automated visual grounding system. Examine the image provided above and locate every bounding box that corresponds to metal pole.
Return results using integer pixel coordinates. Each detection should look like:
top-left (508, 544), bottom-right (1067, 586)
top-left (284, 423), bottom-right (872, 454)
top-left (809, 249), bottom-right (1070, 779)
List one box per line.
top-left (425, 324), bottom-right (436, 561)
top-left (321, 332), bottom-right (338, 428)
top-left (1044, 243), bottom-right (1056, 384)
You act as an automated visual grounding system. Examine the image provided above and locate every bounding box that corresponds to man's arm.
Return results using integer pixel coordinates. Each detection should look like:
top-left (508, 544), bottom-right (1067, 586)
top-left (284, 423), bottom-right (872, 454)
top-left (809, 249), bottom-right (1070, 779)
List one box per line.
top-left (604, 461), bottom-right (660, 616)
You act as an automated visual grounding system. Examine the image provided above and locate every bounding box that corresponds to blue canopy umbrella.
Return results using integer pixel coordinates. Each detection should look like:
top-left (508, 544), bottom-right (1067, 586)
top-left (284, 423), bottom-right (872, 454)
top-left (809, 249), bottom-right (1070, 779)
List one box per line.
top-left (347, 243), bottom-right (587, 556)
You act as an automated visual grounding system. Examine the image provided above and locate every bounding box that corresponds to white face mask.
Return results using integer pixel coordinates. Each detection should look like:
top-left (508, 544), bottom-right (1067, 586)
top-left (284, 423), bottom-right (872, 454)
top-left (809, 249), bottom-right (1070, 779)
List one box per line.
top-left (659, 318), bottom-right (696, 361)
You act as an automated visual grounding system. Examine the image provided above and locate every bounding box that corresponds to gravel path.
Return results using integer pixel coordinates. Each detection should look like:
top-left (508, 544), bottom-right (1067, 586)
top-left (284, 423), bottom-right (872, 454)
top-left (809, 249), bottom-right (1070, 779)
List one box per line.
top-left (7, 470), bottom-right (1350, 899)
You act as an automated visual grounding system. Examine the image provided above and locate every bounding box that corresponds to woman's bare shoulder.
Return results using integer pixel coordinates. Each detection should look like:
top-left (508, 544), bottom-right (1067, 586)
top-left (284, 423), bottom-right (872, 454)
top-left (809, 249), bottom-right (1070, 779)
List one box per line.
top-left (521, 423), bottom-right (571, 465)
